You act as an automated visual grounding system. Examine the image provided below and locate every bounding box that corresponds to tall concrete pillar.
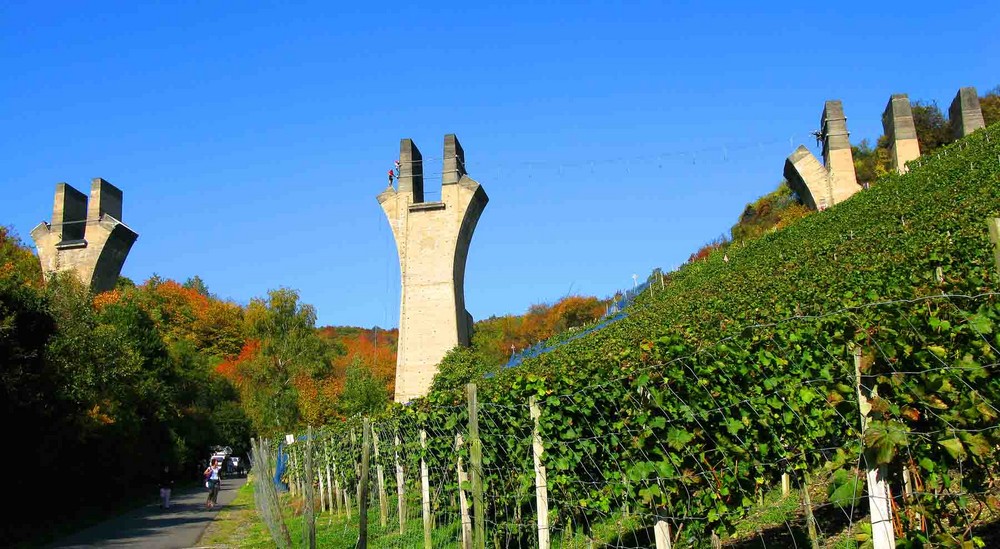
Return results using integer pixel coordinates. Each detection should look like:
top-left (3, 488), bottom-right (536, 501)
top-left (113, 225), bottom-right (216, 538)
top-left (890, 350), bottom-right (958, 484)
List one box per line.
top-left (377, 134), bottom-right (489, 402)
top-left (397, 138), bottom-right (424, 201)
top-left (784, 100), bottom-right (861, 210)
top-left (31, 178), bottom-right (138, 293)
top-left (882, 94), bottom-right (921, 174)
top-left (820, 100), bottom-right (859, 202)
top-left (949, 87), bottom-right (986, 139)
top-left (784, 146), bottom-right (832, 211)
top-left (52, 183), bottom-right (88, 242)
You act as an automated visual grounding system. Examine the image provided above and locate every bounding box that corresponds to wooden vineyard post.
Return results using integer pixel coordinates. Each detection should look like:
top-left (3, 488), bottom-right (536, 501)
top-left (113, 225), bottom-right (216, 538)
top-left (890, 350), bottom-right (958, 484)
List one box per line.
top-left (318, 454), bottom-right (327, 513)
top-left (781, 473), bottom-right (790, 496)
top-left (467, 383), bottom-right (485, 549)
top-left (529, 396), bottom-right (550, 549)
top-left (342, 468), bottom-right (352, 520)
top-left (855, 347), bottom-right (895, 549)
top-left (801, 471), bottom-right (820, 549)
top-left (359, 419), bottom-right (372, 549)
top-left (456, 434), bottom-right (473, 549)
top-left (285, 447), bottom-right (294, 497)
top-left (373, 427), bottom-right (388, 528)
top-left (351, 428), bottom-right (360, 509)
top-left (298, 449), bottom-right (305, 497)
top-left (653, 518), bottom-right (673, 549)
top-left (289, 449), bottom-right (298, 498)
top-left (902, 466), bottom-right (924, 530)
top-left (326, 454), bottom-right (343, 514)
top-left (305, 425), bottom-right (316, 549)
top-left (420, 430), bottom-right (432, 549)
top-left (317, 435), bottom-right (327, 514)
top-left (394, 435), bottom-right (406, 534)
top-left (989, 218), bottom-right (1000, 275)
top-left (324, 442), bottom-right (336, 514)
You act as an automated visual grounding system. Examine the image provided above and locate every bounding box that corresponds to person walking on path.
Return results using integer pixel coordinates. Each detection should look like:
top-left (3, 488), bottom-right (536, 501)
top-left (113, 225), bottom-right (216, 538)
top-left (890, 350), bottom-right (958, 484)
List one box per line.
top-left (158, 465), bottom-right (174, 509)
top-left (204, 459), bottom-right (222, 509)
top-left (49, 476), bottom-right (249, 547)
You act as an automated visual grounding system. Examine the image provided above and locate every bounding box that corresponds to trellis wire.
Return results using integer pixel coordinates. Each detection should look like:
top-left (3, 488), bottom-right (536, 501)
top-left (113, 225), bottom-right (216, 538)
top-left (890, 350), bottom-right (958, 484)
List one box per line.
top-left (272, 291), bottom-right (1000, 548)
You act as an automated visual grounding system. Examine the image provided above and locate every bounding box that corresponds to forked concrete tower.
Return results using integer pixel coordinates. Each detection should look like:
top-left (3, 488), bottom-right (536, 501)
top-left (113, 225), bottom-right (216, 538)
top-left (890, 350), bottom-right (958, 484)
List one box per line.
top-left (784, 100), bottom-right (861, 210)
top-left (882, 94), bottom-right (921, 174)
top-left (31, 178), bottom-right (138, 293)
top-left (377, 134), bottom-right (489, 402)
top-left (949, 86), bottom-right (986, 139)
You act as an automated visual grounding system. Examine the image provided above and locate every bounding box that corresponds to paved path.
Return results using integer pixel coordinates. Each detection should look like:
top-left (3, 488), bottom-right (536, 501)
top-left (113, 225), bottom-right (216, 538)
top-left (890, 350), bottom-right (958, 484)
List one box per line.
top-left (49, 477), bottom-right (247, 548)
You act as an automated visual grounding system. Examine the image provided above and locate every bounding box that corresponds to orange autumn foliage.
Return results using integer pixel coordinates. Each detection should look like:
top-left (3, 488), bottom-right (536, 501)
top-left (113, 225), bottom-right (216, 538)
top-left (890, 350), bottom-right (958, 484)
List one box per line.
top-left (687, 236), bottom-right (728, 264)
top-left (92, 289), bottom-right (122, 311)
top-left (137, 279), bottom-right (245, 358)
top-left (477, 295), bottom-right (606, 361)
top-left (292, 373), bottom-right (343, 426)
top-left (216, 339), bottom-right (260, 383)
top-left (318, 327), bottom-right (398, 400)
top-left (0, 226), bottom-right (43, 288)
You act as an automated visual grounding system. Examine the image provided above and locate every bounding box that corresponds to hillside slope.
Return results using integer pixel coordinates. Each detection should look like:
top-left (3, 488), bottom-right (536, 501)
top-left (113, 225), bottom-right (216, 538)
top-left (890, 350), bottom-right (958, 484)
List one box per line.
top-left (393, 123), bottom-right (1000, 545)
top-left (291, 124), bottom-right (1000, 548)
top-left (506, 123), bottom-right (999, 380)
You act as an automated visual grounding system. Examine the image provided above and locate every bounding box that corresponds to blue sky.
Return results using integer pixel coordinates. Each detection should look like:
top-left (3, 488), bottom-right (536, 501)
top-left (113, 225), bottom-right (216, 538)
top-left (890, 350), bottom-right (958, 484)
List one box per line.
top-left (2, 1), bottom-right (998, 328)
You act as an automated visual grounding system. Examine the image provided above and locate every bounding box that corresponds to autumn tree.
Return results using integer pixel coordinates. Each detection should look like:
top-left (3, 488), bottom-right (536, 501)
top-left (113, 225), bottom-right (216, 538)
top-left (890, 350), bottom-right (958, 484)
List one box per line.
top-left (432, 294), bottom-right (607, 393)
top-left (183, 275), bottom-right (210, 296)
top-left (1, 230), bottom-right (248, 544)
top-left (238, 288), bottom-right (332, 436)
top-left (912, 100), bottom-right (952, 154)
top-left (851, 138), bottom-right (891, 187)
top-left (0, 226), bottom-right (42, 286)
top-left (981, 86), bottom-right (1000, 128)
top-left (318, 326), bottom-right (396, 398)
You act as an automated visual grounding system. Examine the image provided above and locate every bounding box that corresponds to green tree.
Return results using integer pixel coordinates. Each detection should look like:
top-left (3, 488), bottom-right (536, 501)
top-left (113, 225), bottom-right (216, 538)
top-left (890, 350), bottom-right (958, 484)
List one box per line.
top-left (431, 344), bottom-right (496, 394)
top-left (852, 137), bottom-right (891, 186)
top-left (0, 263), bottom-right (59, 543)
top-left (212, 399), bottom-right (253, 460)
top-left (165, 338), bottom-right (246, 465)
top-left (912, 100), bottom-right (952, 153)
top-left (241, 288), bottom-right (330, 435)
top-left (183, 275), bottom-right (210, 296)
top-left (0, 226), bottom-right (42, 285)
top-left (981, 86), bottom-right (1000, 128)
top-left (338, 359), bottom-right (390, 416)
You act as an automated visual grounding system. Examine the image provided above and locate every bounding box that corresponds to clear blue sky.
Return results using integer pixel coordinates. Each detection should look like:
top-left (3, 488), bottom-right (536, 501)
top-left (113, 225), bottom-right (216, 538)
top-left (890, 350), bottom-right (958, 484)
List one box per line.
top-left (2, 1), bottom-right (998, 328)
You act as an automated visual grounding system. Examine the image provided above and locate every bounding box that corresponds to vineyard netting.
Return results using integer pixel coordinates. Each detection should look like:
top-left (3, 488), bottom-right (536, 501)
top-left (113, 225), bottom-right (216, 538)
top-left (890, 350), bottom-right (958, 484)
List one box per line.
top-left (266, 291), bottom-right (1000, 548)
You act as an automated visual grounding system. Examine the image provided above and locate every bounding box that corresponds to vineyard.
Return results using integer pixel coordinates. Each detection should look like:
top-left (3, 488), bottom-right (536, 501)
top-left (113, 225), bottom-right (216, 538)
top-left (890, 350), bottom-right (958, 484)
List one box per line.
top-left (261, 123), bottom-right (1000, 548)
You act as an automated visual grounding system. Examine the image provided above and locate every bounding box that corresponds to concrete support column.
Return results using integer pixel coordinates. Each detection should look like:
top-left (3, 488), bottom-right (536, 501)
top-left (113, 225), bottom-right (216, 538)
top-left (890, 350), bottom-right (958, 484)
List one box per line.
top-left (443, 134), bottom-right (467, 185)
top-left (784, 146), bottom-right (831, 211)
top-left (785, 99), bottom-right (861, 211)
top-left (820, 100), bottom-right (859, 203)
top-left (31, 178), bottom-right (138, 293)
top-left (52, 183), bottom-right (88, 241)
top-left (882, 94), bottom-right (921, 174)
top-left (398, 139), bottom-right (424, 202)
top-left (949, 87), bottom-right (986, 139)
top-left (378, 135), bottom-right (488, 402)
top-left (87, 178), bottom-right (124, 222)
